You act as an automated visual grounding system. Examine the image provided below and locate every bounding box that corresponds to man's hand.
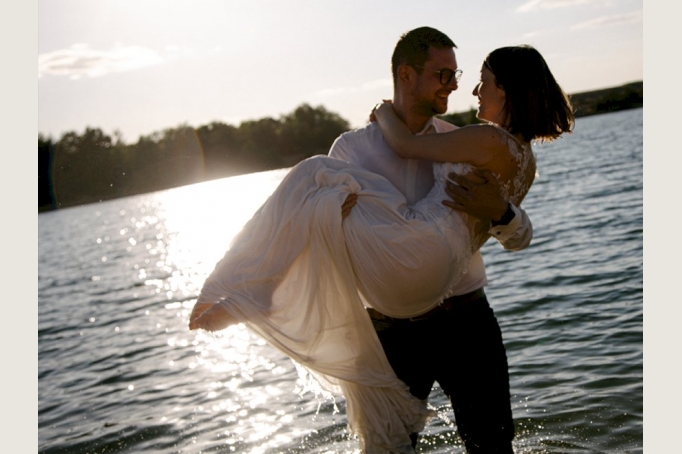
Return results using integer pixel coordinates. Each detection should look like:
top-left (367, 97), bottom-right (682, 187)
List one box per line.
top-left (342, 193), bottom-right (358, 220)
top-left (442, 169), bottom-right (508, 222)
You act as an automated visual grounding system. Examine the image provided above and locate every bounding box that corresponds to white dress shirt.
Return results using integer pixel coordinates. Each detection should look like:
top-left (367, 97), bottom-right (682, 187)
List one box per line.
top-left (328, 118), bottom-right (533, 297)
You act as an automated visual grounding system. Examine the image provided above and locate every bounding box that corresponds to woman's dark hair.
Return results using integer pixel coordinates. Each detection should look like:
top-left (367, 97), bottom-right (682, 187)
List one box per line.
top-left (484, 45), bottom-right (574, 142)
top-left (391, 27), bottom-right (457, 82)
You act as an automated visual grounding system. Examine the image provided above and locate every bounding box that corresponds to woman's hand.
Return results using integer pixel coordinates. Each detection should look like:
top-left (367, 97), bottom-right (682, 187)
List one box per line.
top-left (369, 100), bottom-right (392, 123)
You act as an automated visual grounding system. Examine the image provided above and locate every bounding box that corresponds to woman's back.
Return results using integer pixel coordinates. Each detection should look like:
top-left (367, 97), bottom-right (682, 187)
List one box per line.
top-left (424, 126), bottom-right (536, 254)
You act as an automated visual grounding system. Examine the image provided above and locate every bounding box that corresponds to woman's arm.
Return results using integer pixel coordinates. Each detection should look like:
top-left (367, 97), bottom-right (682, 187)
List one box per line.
top-left (373, 102), bottom-right (505, 167)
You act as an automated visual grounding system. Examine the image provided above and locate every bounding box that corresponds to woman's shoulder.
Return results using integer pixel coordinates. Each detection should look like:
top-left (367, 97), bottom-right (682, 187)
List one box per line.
top-left (466, 123), bottom-right (530, 152)
top-left (485, 123), bottom-right (528, 147)
top-left (453, 123), bottom-right (512, 151)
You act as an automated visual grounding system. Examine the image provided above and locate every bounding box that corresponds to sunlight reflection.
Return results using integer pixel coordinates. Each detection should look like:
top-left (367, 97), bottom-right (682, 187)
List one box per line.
top-left (145, 170), bottom-right (291, 331)
top-left (142, 168), bottom-right (355, 452)
top-left (152, 169), bottom-right (288, 275)
top-left (181, 319), bottom-right (320, 451)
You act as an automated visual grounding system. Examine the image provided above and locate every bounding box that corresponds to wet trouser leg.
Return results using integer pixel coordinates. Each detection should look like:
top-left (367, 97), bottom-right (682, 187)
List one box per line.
top-left (371, 290), bottom-right (514, 453)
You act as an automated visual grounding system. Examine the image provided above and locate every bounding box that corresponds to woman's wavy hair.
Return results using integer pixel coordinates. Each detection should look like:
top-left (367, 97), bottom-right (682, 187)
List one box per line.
top-left (484, 45), bottom-right (575, 142)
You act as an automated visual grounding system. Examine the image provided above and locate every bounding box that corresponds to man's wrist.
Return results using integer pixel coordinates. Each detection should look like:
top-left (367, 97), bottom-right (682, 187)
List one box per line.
top-left (491, 203), bottom-right (515, 226)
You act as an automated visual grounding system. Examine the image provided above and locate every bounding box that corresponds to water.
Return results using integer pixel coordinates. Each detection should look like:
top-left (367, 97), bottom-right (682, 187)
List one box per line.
top-left (38, 108), bottom-right (643, 453)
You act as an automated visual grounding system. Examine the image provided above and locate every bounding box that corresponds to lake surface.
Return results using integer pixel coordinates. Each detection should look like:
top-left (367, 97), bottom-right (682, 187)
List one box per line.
top-left (38, 108), bottom-right (643, 453)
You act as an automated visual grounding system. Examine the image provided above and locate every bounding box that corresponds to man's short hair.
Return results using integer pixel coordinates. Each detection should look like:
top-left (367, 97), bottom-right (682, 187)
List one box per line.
top-left (391, 27), bottom-right (457, 82)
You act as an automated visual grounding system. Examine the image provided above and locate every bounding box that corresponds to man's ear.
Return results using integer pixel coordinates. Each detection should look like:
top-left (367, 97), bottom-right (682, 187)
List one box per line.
top-left (397, 64), bottom-right (413, 83)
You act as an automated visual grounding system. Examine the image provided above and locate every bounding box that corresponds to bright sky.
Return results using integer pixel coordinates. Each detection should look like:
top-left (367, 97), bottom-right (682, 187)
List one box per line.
top-left (38, 0), bottom-right (643, 143)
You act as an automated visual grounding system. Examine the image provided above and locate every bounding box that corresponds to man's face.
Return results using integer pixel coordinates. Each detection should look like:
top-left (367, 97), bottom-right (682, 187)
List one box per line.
top-left (409, 46), bottom-right (459, 117)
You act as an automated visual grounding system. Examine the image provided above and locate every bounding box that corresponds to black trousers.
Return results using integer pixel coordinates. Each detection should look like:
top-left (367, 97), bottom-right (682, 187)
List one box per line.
top-left (370, 289), bottom-right (514, 453)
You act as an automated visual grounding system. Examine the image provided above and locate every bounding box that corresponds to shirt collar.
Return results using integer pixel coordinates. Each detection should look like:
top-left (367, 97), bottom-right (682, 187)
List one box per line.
top-left (417, 117), bottom-right (438, 136)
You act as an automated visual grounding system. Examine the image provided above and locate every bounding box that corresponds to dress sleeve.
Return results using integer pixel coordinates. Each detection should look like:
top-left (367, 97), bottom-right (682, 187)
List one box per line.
top-left (487, 204), bottom-right (533, 251)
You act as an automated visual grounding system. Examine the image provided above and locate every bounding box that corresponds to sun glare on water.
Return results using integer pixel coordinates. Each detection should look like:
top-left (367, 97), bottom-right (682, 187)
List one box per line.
top-left (152, 170), bottom-right (288, 290)
top-left (149, 169), bottom-right (323, 449)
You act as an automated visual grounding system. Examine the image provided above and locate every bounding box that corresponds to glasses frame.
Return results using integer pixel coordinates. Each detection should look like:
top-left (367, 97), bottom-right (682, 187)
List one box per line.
top-left (412, 65), bottom-right (463, 85)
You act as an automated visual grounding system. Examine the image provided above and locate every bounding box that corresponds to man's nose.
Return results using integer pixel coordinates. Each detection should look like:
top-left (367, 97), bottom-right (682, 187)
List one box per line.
top-left (446, 79), bottom-right (459, 90)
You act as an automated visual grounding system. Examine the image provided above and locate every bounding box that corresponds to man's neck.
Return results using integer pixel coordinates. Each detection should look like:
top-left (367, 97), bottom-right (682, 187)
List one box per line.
top-left (392, 98), bottom-right (433, 134)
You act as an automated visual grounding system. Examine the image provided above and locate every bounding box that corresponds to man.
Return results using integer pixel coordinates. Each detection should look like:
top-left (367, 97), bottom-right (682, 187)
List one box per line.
top-left (329, 27), bottom-right (530, 453)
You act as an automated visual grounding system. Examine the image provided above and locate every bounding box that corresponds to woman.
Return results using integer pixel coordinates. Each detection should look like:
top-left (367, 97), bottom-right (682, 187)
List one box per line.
top-left (189, 45), bottom-right (574, 452)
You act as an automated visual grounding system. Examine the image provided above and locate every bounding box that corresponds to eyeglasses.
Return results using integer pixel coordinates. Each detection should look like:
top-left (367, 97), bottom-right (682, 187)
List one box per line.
top-left (412, 65), bottom-right (463, 85)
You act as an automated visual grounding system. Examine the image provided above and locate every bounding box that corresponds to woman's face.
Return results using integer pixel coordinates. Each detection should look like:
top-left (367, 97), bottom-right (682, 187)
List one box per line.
top-left (472, 64), bottom-right (506, 125)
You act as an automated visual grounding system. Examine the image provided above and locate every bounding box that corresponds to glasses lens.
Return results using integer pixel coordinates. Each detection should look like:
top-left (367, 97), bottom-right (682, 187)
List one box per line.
top-left (440, 69), bottom-right (461, 85)
top-left (440, 70), bottom-right (452, 85)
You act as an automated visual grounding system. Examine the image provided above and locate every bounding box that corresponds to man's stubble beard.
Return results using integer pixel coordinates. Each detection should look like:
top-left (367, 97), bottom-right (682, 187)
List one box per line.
top-left (410, 87), bottom-right (448, 119)
top-left (412, 99), bottom-right (446, 120)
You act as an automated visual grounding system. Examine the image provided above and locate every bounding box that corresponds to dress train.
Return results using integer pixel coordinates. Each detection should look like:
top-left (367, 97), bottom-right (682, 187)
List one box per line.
top-left (197, 155), bottom-right (475, 452)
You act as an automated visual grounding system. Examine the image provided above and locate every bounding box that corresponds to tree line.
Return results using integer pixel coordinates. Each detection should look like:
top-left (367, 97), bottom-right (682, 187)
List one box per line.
top-left (39, 104), bottom-right (350, 211)
top-left (39, 82), bottom-right (642, 211)
top-left (439, 81), bottom-right (643, 125)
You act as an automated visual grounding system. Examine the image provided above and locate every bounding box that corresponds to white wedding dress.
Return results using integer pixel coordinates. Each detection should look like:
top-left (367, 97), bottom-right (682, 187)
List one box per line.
top-left (197, 129), bottom-right (533, 452)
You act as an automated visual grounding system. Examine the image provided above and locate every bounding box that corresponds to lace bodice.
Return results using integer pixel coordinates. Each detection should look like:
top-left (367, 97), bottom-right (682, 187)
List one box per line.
top-left (496, 127), bottom-right (535, 205)
top-left (411, 125), bottom-right (535, 253)
top-left (432, 161), bottom-right (476, 200)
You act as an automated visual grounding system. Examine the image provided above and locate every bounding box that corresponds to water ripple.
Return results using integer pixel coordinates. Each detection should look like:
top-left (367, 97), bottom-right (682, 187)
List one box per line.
top-left (39, 109), bottom-right (642, 453)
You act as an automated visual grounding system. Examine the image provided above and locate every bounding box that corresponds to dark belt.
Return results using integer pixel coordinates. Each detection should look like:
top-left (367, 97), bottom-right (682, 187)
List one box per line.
top-left (366, 287), bottom-right (486, 323)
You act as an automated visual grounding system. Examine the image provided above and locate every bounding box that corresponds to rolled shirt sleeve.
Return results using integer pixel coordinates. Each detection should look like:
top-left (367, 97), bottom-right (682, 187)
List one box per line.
top-left (488, 204), bottom-right (533, 251)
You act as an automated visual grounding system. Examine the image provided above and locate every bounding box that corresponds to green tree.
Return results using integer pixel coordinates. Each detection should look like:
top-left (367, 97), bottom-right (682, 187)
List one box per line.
top-left (195, 122), bottom-right (245, 178)
top-left (279, 104), bottom-right (350, 164)
top-left (51, 128), bottom-right (120, 207)
top-left (39, 103), bottom-right (354, 210)
top-left (154, 125), bottom-right (205, 187)
top-left (237, 117), bottom-right (284, 170)
top-left (38, 134), bottom-right (55, 210)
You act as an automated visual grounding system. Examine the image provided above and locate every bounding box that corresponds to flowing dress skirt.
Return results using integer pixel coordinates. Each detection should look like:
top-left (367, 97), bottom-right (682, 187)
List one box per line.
top-left (198, 156), bottom-right (470, 452)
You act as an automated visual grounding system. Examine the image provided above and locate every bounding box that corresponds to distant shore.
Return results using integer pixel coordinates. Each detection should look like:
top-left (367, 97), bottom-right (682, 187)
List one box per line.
top-left (440, 81), bottom-right (643, 126)
top-left (39, 81), bottom-right (642, 212)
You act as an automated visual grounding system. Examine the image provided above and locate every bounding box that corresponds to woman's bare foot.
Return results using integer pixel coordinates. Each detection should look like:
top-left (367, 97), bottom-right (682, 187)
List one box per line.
top-left (189, 301), bottom-right (238, 331)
